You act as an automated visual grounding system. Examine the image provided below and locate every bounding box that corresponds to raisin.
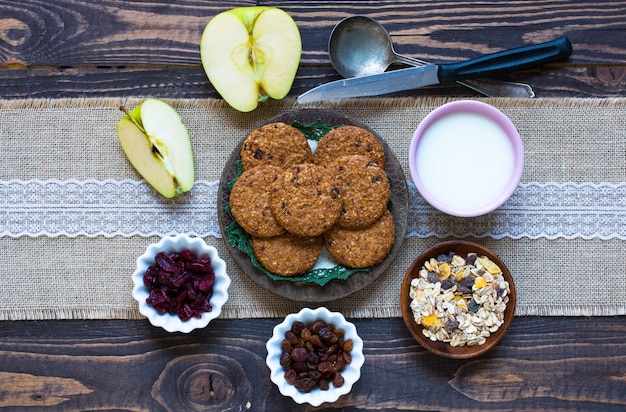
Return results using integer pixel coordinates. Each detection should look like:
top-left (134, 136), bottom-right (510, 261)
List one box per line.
top-left (319, 327), bottom-right (338, 344)
top-left (342, 351), bottom-right (352, 364)
top-left (427, 271), bottom-right (440, 283)
top-left (332, 372), bottom-right (345, 388)
top-left (295, 378), bottom-right (316, 393)
top-left (318, 361), bottom-right (334, 373)
top-left (291, 321), bottom-right (305, 335)
top-left (445, 319), bottom-right (460, 332)
top-left (279, 352), bottom-right (291, 367)
top-left (441, 277), bottom-right (456, 289)
top-left (253, 149), bottom-right (263, 159)
top-left (300, 328), bottom-right (312, 341)
top-left (291, 347), bottom-right (308, 363)
top-left (468, 299), bottom-right (481, 313)
top-left (457, 285), bottom-right (471, 294)
top-left (319, 379), bottom-right (329, 391)
top-left (461, 276), bottom-right (475, 288)
top-left (285, 331), bottom-right (299, 346)
top-left (306, 351), bottom-right (319, 365)
top-left (280, 319), bottom-right (353, 393)
top-left (310, 321), bottom-right (326, 333)
top-left (309, 334), bottom-right (323, 348)
top-left (293, 361), bottom-right (308, 374)
top-left (308, 370), bottom-right (322, 381)
top-left (284, 369), bottom-right (297, 385)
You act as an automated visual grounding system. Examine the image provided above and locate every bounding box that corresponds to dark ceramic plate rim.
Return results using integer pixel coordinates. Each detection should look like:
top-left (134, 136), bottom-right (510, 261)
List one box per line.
top-left (400, 240), bottom-right (516, 358)
top-left (217, 109), bottom-right (409, 302)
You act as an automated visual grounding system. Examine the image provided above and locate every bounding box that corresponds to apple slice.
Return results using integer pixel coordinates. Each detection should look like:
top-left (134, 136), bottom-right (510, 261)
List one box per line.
top-left (116, 99), bottom-right (194, 198)
top-left (200, 6), bottom-right (302, 112)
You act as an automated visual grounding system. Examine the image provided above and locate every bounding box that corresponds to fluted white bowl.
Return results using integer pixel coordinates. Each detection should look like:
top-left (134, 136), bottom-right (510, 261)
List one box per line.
top-left (265, 307), bottom-right (365, 406)
top-left (131, 234), bottom-right (230, 333)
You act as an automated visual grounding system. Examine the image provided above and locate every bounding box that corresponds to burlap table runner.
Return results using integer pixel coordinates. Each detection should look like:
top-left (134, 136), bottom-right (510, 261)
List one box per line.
top-left (1, 97), bottom-right (624, 320)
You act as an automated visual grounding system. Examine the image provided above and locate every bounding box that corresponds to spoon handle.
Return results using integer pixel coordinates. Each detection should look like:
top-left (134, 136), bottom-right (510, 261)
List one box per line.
top-left (394, 54), bottom-right (535, 98)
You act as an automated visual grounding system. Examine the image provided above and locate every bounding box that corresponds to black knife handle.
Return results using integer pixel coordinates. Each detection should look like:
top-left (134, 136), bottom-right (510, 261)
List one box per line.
top-left (438, 37), bottom-right (572, 83)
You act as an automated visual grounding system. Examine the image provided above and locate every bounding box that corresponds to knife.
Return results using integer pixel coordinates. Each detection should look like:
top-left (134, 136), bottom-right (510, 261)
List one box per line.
top-left (298, 37), bottom-right (572, 103)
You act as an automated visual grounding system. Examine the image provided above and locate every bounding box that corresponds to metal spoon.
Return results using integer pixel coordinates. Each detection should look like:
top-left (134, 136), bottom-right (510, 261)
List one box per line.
top-left (329, 16), bottom-right (535, 98)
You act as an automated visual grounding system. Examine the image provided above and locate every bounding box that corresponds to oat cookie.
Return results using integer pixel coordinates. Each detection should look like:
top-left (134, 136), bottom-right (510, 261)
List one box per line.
top-left (252, 233), bottom-right (322, 276)
top-left (240, 122), bottom-right (313, 171)
top-left (329, 155), bottom-right (390, 229)
top-left (313, 125), bottom-right (386, 169)
top-left (271, 163), bottom-right (342, 237)
top-left (324, 209), bottom-right (395, 268)
top-left (230, 164), bottom-right (286, 238)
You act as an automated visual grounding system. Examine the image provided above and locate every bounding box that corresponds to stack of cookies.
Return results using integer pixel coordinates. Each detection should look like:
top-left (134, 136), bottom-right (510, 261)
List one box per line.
top-left (230, 122), bottom-right (395, 277)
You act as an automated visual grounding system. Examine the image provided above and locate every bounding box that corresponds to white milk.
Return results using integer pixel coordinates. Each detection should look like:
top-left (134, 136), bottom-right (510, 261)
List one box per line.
top-left (415, 112), bottom-right (515, 211)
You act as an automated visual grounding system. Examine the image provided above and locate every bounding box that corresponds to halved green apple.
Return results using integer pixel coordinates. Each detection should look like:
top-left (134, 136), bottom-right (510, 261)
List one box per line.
top-left (116, 99), bottom-right (194, 198)
top-left (200, 6), bottom-right (302, 112)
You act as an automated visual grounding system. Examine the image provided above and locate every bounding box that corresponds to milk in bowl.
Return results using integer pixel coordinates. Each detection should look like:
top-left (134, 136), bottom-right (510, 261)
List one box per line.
top-left (409, 101), bottom-right (524, 217)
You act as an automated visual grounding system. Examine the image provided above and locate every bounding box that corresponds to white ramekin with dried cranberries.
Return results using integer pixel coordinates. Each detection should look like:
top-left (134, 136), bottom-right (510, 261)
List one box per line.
top-left (131, 234), bottom-right (230, 333)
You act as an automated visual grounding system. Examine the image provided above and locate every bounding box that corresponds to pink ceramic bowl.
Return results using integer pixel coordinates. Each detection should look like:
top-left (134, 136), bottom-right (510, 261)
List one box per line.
top-left (409, 100), bottom-right (524, 217)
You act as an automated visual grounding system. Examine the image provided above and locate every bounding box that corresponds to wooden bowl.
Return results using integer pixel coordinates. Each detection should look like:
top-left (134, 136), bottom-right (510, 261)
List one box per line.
top-left (400, 240), bottom-right (516, 358)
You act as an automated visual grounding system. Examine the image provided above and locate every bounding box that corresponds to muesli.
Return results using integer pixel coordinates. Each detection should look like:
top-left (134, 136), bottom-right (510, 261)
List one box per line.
top-left (408, 252), bottom-right (510, 347)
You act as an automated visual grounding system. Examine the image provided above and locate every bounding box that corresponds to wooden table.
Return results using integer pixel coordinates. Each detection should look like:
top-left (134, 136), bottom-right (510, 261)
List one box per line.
top-left (1, 1), bottom-right (625, 410)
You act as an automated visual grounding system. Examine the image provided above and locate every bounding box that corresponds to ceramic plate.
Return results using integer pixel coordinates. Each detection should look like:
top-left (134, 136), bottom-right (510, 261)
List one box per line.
top-left (217, 109), bottom-right (408, 302)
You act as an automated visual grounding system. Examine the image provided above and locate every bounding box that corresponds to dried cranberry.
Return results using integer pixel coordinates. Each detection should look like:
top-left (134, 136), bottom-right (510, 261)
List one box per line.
top-left (142, 249), bottom-right (216, 321)
top-left (155, 252), bottom-right (178, 272)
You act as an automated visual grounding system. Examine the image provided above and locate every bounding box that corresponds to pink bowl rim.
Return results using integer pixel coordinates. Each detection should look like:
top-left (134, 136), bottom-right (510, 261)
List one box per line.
top-left (408, 100), bottom-right (524, 217)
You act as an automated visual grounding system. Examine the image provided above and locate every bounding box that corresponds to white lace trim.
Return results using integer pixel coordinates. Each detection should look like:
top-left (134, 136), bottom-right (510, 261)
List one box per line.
top-left (408, 182), bottom-right (626, 240)
top-left (1, 179), bottom-right (625, 240)
top-left (0, 179), bottom-right (221, 238)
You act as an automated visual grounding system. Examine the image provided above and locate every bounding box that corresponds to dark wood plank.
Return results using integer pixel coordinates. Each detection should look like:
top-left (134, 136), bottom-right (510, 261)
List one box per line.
top-left (1, 317), bottom-right (625, 411)
top-left (1, 65), bottom-right (624, 99)
top-left (1, 0), bottom-right (625, 66)
top-left (1, 0), bottom-right (626, 98)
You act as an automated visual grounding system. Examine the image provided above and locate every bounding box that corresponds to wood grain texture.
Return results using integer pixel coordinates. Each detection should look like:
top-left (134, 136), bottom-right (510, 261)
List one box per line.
top-left (0, 0), bottom-right (625, 97)
top-left (0, 317), bottom-right (625, 411)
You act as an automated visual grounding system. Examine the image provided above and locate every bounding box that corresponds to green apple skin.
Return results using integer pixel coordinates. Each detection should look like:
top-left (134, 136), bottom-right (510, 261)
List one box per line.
top-left (200, 6), bottom-right (302, 112)
top-left (116, 99), bottom-right (194, 198)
